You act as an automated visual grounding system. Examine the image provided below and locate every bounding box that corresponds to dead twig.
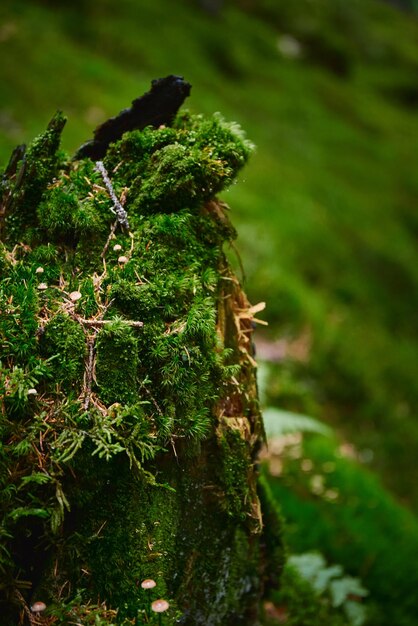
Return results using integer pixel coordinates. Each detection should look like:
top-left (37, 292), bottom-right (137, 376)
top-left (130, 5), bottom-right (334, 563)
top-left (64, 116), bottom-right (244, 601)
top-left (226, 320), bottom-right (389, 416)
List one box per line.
top-left (100, 219), bottom-right (118, 259)
top-left (94, 161), bottom-right (130, 229)
top-left (79, 319), bottom-right (143, 328)
top-left (83, 334), bottom-right (96, 411)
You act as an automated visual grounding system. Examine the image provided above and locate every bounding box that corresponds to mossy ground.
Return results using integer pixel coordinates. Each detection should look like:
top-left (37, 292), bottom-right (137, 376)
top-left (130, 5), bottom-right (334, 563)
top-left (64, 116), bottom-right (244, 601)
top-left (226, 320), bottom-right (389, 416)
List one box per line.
top-left (0, 108), bottom-right (283, 624)
top-left (265, 433), bottom-right (418, 626)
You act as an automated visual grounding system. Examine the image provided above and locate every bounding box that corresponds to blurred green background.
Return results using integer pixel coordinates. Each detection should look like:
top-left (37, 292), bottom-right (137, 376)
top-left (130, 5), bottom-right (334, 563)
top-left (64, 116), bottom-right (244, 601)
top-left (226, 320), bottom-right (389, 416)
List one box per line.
top-left (1, 0), bottom-right (418, 624)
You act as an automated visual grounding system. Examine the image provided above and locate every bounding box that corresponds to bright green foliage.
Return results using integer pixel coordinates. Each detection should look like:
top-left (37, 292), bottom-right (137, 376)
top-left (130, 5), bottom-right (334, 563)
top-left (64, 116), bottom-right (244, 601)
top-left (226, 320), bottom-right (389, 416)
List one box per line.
top-left (266, 434), bottom-right (418, 626)
top-left (288, 552), bottom-right (368, 626)
top-left (266, 565), bottom-right (349, 626)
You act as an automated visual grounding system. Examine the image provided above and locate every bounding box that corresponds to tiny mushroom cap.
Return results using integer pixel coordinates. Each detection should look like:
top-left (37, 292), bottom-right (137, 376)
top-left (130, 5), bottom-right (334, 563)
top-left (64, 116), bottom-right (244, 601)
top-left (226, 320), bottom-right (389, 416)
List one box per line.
top-left (69, 290), bottom-right (82, 302)
top-left (27, 388), bottom-right (37, 396)
top-left (35, 266), bottom-right (44, 274)
top-left (31, 601), bottom-right (47, 613)
top-left (118, 255), bottom-right (129, 264)
top-left (151, 599), bottom-right (170, 613)
top-left (141, 578), bottom-right (157, 589)
top-left (113, 243), bottom-right (122, 251)
top-left (37, 283), bottom-right (48, 290)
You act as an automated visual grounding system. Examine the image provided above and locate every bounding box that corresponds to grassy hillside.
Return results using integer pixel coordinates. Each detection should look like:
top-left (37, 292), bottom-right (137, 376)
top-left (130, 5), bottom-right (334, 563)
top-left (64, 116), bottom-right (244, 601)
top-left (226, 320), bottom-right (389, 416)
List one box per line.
top-left (1, 0), bottom-right (417, 511)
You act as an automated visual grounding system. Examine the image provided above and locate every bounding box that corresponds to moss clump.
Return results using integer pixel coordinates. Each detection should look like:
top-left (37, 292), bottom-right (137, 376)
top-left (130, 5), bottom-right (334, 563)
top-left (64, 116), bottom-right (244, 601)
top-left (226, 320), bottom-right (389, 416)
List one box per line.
top-left (37, 186), bottom-right (99, 241)
top-left (40, 313), bottom-right (86, 389)
top-left (103, 112), bottom-right (253, 218)
top-left (27, 243), bottom-right (61, 285)
top-left (0, 264), bottom-right (39, 365)
top-left (0, 100), bottom-right (282, 625)
top-left (95, 319), bottom-right (140, 405)
top-left (3, 112), bottom-right (67, 241)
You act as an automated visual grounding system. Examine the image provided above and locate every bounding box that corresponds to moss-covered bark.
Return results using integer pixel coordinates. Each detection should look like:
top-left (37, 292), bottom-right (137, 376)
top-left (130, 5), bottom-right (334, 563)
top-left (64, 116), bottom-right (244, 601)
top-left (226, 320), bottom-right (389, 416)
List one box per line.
top-left (0, 88), bottom-right (283, 625)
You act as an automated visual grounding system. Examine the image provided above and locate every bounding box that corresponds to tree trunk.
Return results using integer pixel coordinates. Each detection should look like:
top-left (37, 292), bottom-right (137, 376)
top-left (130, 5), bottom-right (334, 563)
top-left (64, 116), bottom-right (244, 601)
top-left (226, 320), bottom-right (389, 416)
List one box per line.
top-left (0, 80), bottom-right (283, 626)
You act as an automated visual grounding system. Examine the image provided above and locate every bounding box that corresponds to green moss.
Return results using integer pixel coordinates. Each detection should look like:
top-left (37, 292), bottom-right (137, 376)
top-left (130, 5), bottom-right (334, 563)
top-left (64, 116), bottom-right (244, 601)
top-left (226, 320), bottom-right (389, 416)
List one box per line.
top-left (0, 243), bottom-right (9, 274)
top-left (40, 313), bottom-right (86, 389)
top-left (0, 109), bottom-right (279, 624)
top-left (109, 279), bottom-right (143, 318)
top-left (52, 444), bottom-right (264, 621)
top-left (77, 277), bottom-right (100, 318)
top-left (217, 421), bottom-right (253, 522)
top-left (167, 444), bottom-right (264, 626)
top-left (95, 319), bottom-right (140, 405)
top-left (4, 112), bottom-right (67, 242)
top-left (27, 243), bottom-right (61, 284)
top-left (70, 458), bottom-right (180, 617)
top-left (0, 265), bottom-right (39, 365)
top-left (101, 112), bottom-right (253, 220)
top-left (37, 186), bottom-right (99, 241)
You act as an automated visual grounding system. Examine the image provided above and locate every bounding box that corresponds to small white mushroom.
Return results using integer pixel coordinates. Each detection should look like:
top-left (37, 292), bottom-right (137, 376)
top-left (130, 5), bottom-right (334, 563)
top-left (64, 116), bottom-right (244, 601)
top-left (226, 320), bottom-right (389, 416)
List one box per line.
top-left (118, 256), bottom-right (129, 264)
top-left (141, 578), bottom-right (157, 589)
top-left (151, 599), bottom-right (169, 613)
top-left (113, 244), bottom-right (122, 252)
top-left (35, 266), bottom-right (44, 274)
top-left (69, 291), bottom-right (82, 302)
top-left (31, 601), bottom-right (46, 613)
top-left (37, 283), bottom-right (48, 291)
top-left (27, 388), bottom-right (37, 396)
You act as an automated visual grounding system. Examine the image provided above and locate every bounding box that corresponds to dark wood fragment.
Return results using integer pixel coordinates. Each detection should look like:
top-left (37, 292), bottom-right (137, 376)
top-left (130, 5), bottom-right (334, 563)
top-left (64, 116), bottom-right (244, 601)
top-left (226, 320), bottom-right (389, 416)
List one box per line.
top-left (0, 145), bottom-right (26, 236)
top-left (75, 75), bottom-right (191, 160)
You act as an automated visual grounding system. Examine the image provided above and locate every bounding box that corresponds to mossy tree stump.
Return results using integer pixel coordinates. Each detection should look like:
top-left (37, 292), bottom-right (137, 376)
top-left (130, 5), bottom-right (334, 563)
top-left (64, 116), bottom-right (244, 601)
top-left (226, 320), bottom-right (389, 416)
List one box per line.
top-left (0, 80), bottom-right (283, 625)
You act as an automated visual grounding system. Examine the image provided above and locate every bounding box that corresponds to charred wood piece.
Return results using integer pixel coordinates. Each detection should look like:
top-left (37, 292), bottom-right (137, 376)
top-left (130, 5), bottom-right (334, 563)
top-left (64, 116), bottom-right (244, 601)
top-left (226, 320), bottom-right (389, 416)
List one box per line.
top-left (75, 75), bottom-right (191, 160)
